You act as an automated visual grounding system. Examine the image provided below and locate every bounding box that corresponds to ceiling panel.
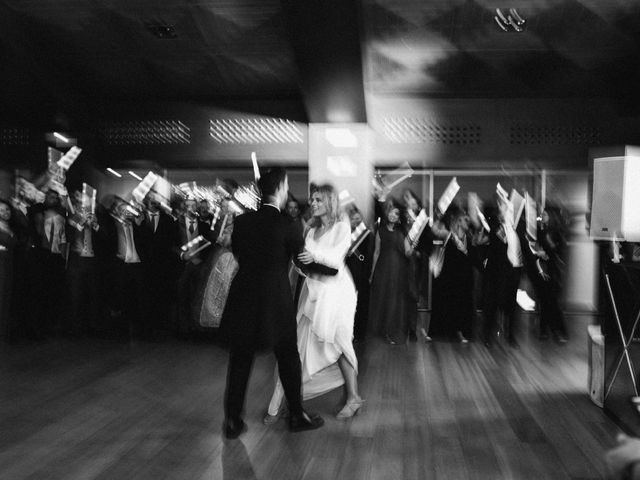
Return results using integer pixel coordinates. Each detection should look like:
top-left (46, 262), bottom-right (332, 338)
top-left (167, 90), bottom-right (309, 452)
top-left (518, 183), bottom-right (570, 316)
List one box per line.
top-left (362, 0), bottom-right (640, 97)
top-left (2, 0), bottom-right (640, 127)
top-left (0, 0), bottom-right (300, 109)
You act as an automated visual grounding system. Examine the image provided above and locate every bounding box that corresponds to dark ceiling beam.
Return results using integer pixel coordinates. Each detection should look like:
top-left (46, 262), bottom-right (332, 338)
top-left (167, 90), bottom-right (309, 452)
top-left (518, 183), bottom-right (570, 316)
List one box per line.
top-left (280, 0), bottom-right (366, 123)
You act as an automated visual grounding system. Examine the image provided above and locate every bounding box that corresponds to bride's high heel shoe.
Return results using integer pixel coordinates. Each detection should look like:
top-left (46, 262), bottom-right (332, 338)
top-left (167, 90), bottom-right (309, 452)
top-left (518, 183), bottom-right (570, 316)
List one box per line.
top-left (336, 399), bottom-right (365, 420)
top-left (263, 412), bottom-right (280, 425)
top-left (263, 404), bottom-right (289, 425)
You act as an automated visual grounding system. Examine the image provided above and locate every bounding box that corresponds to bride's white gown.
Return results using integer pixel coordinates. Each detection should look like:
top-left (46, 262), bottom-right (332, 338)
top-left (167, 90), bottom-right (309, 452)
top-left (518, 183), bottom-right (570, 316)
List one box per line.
top-left (267, 220), bottom-right (358, 415)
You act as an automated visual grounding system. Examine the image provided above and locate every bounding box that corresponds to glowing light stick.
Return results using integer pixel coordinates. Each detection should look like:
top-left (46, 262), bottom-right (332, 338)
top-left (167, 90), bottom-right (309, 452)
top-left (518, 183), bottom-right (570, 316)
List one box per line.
top-left (510, 189), bottom-right (525, 227)
top-left (407, 209), bottom-right (431, 247)
top-left (347, 221), bottom-right (371, 260)
top-left (251, 152), bottom-right (260, 181)
top-left (132, 172), bottom-right (158, 203)
top-left (437, 177), bottom-right (460, 215)
top-left (56, 146), bottom-right (82, 170)
top-left (525, 193), bottom-right (537, 240)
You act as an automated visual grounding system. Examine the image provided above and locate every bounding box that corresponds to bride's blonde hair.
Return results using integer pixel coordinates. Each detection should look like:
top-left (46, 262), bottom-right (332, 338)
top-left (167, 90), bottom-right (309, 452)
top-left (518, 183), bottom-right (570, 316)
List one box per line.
top-left (308, 183), bottom-right (340, 229)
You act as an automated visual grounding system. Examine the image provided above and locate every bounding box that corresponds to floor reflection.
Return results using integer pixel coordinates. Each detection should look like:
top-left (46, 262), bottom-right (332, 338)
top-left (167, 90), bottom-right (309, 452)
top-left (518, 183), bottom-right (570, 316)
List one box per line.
top-left (222, 439), bottom-right (258, 480)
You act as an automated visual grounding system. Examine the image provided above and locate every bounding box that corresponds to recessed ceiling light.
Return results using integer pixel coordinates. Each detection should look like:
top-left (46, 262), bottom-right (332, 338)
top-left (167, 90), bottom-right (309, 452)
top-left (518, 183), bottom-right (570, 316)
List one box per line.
top-left (325, 128), bottom-right (358, 148)
top-left (53, 132), bottom-right (69, 143)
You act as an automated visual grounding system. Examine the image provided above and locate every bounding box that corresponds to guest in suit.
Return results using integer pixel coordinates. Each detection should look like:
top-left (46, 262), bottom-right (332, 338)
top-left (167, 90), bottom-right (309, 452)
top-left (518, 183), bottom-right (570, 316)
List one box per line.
top-left (175, 197), bottom-right (211, 337)
top-left (482, 197), bottom-right (524, 348)
top-left (137, 195), bottom-right (177, 336)
top-left (109, 197), bottom-right (146, 338)
top-left (31, 190), bottom-right (68, 334)
top-left (285, 196), bottom-right (305, 230)
top-left (198, 199), bottom-right (214, 227)
top-left (284, 195), bottom-right (307, 300)
top-left (220, 167), bottom-right (324, 439)
top-left (0, 199), bottom-right (16, 341)
top-left (66, 189), bottom-right (102, 335)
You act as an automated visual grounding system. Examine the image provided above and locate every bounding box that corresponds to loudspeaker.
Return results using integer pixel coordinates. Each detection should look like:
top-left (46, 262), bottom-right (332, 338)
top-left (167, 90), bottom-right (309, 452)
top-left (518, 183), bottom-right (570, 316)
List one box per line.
top-left (590, 156), bottom-right (640, 241)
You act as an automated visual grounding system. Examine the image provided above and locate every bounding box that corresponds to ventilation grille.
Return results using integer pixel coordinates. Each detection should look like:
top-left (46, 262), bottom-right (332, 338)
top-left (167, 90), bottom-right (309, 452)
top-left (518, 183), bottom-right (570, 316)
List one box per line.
top-left (381, 118), bottom-right (481, 144)
top-left (100, 120), bottom-right (190, 145)
top-left (510, 124), bottom-right (601, 145)
top-left (1, 128), bottom-right (30, 146)
top-left (209, 118), bottom-right (304, 144)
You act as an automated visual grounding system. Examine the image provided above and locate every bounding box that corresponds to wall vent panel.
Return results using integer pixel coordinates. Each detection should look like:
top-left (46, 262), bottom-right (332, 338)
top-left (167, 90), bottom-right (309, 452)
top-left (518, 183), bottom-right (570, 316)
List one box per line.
top-left (510, 123), bottom-right (601, 145)
top-left (381, 118), bottom-right (482, 145)
top-left (1, 128), bottom-right (30, 146)
top-left (209, 118), bottom-right (304, 145)
top-left (99, 120), bottom-right (191, 145)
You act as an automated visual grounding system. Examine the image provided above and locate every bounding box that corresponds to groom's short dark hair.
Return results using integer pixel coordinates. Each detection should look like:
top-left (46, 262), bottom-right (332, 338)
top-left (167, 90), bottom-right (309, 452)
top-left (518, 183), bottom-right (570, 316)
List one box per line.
top-left (258, 167), bottom-right (287, 199)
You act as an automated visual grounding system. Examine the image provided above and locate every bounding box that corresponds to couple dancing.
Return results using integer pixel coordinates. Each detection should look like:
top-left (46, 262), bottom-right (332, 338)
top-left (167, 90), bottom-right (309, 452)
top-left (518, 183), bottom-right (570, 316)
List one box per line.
top-left (221, 168), bottom-right (363, 439)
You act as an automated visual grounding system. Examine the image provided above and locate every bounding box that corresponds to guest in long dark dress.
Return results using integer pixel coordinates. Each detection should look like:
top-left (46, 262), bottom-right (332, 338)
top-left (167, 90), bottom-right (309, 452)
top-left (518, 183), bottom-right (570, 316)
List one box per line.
top-left (346, 207), bottom-right (373, 343)
top-left (0, 199), bottom-right (16, 340)
top-left (402, 189), bottom-right (423, 341)
top-left (429, 206), bottom-right (477, 343)
top-left (30, 190), bottom-right (68, 334)
top-left (369, 201), bottom-right (412, 345)
top-left (482, 197), bottom-right (524, 348)
top-left (534, 206), bottom-right (568, 343)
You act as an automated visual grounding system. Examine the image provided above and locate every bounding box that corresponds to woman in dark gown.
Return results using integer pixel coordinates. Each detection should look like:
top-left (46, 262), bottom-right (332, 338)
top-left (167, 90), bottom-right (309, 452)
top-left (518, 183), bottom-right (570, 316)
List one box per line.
top-left (402, 189), bottom-right (427, 341)
top-left (535, 206), bottom-right (568, 342)
top-left (429, 206), bottom-right (477, 343)
top-left (369, 201), bottom-right (412, 344)
top-left (0, 199), bottom-right (16, 340)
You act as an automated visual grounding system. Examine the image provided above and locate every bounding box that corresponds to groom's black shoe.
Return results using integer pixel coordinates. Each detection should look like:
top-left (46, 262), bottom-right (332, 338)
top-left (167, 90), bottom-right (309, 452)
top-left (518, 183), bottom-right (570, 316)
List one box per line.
top-left (223, 417), bottom-right (247, 439)
top-left (289, 411), bottom-right (324, 433)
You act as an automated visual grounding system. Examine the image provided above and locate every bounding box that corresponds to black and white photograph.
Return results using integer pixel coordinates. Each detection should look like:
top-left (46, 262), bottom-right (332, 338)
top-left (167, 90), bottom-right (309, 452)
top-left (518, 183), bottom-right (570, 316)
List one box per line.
top-left (2, 1), bottom-right (640, 478)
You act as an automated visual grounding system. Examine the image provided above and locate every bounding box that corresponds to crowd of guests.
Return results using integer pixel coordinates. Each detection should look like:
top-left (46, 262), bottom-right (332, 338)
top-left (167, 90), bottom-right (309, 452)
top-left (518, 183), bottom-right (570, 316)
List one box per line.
top-left (0, 172), bottom-right (569, 351)
top-left (358, 185), bottom-right (569, 349)
top-left (0, 177), bottom-right (247, 342)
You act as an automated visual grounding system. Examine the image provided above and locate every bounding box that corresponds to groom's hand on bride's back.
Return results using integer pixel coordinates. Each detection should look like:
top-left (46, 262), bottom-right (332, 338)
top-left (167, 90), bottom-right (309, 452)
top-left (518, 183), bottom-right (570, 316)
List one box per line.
top-left (297, 250), bottom-right (314, 265)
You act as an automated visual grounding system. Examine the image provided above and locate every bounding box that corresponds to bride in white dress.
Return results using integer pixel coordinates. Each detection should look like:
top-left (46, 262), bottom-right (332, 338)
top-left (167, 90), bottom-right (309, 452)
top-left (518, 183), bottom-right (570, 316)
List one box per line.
top-left (265, 183), bottom-right (364, 421)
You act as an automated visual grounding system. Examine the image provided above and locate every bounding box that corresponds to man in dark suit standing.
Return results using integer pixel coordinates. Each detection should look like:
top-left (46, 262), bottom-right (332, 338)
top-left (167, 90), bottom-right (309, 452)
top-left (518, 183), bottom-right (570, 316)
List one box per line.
top-left (175, 196), bottom-right (211, 337)
top-left (108, 197), bottom-right (146, 338)
top-left (221, 167), bottom-right (324, 439)
top-left (137, 195), bottom-right (177, 337)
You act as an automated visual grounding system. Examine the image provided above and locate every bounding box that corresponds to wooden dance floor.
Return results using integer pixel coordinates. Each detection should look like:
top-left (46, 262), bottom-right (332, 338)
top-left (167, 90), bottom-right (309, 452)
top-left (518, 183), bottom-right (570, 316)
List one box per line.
top-left (0, 315), bottom-right (620, 479)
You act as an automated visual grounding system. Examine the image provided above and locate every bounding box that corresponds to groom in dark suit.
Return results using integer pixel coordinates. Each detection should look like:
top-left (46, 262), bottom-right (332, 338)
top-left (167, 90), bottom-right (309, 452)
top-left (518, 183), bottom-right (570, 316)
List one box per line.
top-left (221, 167), bottom-right (324, 439)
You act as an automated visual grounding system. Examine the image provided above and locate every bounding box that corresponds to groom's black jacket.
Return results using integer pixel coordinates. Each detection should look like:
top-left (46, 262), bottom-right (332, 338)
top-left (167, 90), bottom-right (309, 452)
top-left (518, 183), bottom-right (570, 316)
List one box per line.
top-left (221, 206), bottom-right (336, 350)
top-left (221, 205), bottom-right (300, 350)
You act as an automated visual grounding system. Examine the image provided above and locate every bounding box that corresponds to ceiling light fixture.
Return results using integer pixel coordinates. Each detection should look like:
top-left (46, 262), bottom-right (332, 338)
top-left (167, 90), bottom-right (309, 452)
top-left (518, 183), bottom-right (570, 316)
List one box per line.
top-left (494, 8), bottom-right (525, 32)
top-left (128, 171), bottom-right (142, 181)
top-left (325, 128), bottom-right (358, 148)
top-left (106, 168), bottom-right (122, 178)
top-left (53, 132), bottom-right (69, 143)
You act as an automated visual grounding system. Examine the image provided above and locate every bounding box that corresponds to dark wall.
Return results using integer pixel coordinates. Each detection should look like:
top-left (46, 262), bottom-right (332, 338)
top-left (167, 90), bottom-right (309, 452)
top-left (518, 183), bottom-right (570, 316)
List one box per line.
top-left (3, 97), bottom-right (640, 172)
